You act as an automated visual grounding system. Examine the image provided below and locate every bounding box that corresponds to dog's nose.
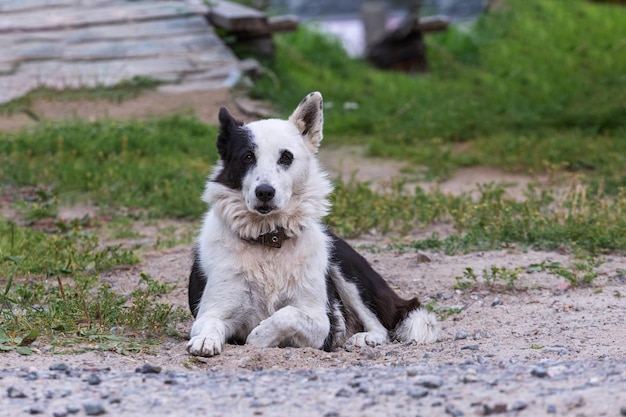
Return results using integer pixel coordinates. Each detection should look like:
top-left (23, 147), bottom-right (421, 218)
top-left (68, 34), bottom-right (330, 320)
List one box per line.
top-left (255, 184), bottom-right (275, 203)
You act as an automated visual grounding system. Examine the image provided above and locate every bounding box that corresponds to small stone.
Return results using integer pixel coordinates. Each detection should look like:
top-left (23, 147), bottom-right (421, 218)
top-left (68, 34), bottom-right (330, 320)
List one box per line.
top-left (547, 405), bottom-right (557, 414)
top-left (83, 402), bottom-right (106, 416)
top-left (454, 330), bottom-right (468, 340)
top-left (408, 388), bottom-right (429, 399)
top-left (416, 375), bottom-right (443, 389)
top-left (66, 405), bottom-right (80, 414)
top-left (135, 364), bottom-right (161, 374)
top-left (29, 405), bottom-right (44, 415)
top-left (407, 368), bottom-right (418, 377)
top-left (461, 371), bottom-right (478, 383)
top-left (380, 388), bottom-right (396, 396)
top-left (531, 366), bottom-right (549, 378)
top-left (87, 374), bottom-right (101, 386)
top-left (7, 386), bottom-right (27, 398)
top-left (335, 388), bottom-right (352, 398)
top-left (49, 363), bottom-right (69, 371)
top-left (26, 371), bottom-right (38, 381)
top-left (461, 344), bottom-right (479, 351)
top-left (324, 412), bottom-right (339, 417)
top-left (483, 403), bottom-right (507, 415)
top-left (53, 410), bottom-right (69, 417)
top-left (511, 401), bottom-right (528, 411)
top-left (444, 404), bottom-right (464, 416)
top-left (491, 297), bottom-right (503, 307)
top-left (416, 252), bottom-right (432, 263)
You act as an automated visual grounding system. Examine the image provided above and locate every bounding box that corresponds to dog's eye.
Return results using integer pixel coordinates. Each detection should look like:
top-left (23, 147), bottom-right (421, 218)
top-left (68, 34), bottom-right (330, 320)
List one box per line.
top-left (278, 150), bottom-right (293, 167)
top-left (242, 152), bottom-right (255, 164)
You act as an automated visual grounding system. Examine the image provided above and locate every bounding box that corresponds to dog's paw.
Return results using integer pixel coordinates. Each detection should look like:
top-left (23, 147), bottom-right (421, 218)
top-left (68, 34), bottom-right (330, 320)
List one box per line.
top-left (246, 324), bottom-right (276, 348)
top-left (345, 331), bottom-right (388, 349)
top-left (187, 334), bottom-right (223, 357)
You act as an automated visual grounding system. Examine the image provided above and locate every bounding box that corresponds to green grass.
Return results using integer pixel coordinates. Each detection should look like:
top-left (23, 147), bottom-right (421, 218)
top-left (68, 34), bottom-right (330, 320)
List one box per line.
top-left (0, 115), bottom-right (217, 218)
top-left (252, 0), bottom-right (626, 181)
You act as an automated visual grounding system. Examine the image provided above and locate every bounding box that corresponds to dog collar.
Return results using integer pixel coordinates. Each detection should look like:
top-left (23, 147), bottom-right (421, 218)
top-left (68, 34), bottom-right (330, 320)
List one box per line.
top-left (244, 228), bottom-right (289, 248)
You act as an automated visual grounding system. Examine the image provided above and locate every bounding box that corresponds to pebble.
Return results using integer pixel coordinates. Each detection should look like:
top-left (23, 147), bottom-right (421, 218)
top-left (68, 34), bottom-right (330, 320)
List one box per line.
top-left (29, 405), bottom-right (44, 414)
top-left (52, 410), bottom-right (68, 417)
top-left (444, 404), bottom-right (464, 416)
top-left (408, 388), bottom-right (429, 399)
top-left (416, 375), bottom-right (444, 389)
top-left (461, 371), bottom-right (478, 383)
top-left (547, 405), bottom-right (557, 413)
top-left (7, 386), bottom-right (27, 398)
top-left (621, 406), bottom-right (626, 416)
top-left (83, 402), bottom-right (106, 416)
top-left (49, 363), bottom-right (69, 371)
top-left (335, 388), bottom-right (352, 398)
top-left (454, 330), bottom-right (468, 340)
top-left (531, 366), bottom-right (549, 378)
top-left (135, 364), bottom-right (161, 374)
top-left (483, 403), bottom-right (507, 415)
top-left (491, 297), bottom-right (503, 307)
top-left (461, 344), bottom-right (479, 351)
top-left (88, 374), bottom-right (102, 386)
top-left (511, 401), bottom-right (528, 411)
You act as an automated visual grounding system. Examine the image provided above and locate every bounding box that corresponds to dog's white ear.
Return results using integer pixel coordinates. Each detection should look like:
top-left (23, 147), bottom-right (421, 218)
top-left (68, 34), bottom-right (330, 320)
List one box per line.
top-left (289, 92), bottom-right (324, 153)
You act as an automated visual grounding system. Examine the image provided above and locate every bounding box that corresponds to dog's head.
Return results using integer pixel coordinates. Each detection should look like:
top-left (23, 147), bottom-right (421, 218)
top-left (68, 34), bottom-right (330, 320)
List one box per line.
top-left (205, 92), bottom-right (331, 238)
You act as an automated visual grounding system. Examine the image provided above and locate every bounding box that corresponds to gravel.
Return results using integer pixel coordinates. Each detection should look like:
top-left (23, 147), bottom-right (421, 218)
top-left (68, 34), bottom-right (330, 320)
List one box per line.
top-left (2, 359), bottom-right (626, 416)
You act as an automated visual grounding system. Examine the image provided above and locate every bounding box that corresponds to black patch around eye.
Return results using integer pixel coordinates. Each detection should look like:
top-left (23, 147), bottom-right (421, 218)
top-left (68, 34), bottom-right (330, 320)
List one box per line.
top-left (278, 150), bottom-right (294, 168)
top-left (214, 126), bottom-right (257, 190)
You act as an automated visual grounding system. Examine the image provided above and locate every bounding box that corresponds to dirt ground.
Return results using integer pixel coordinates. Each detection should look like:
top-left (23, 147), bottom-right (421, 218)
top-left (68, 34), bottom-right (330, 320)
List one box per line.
top-left (1, 90), bottom-right (625, 373)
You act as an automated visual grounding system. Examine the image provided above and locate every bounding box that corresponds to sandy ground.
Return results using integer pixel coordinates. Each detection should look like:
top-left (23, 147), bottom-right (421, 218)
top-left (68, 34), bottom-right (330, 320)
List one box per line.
top-left (1, 90), bottom-right (625, 377)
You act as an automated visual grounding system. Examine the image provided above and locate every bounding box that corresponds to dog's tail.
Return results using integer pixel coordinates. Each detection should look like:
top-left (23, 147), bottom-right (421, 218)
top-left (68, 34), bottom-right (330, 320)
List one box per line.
top-left (394, 307), bottom-right (440, 344)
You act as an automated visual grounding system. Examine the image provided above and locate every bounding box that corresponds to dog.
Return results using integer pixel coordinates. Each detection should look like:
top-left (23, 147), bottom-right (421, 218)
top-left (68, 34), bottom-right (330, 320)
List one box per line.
top-left (187, 92), bottom-right (439, 357)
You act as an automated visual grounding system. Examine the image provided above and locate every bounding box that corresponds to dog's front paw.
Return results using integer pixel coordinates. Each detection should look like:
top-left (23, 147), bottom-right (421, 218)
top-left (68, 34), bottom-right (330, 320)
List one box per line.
top-left (187, 334), bottom-right (223, 357)
top-left (345, 331), bottom-right (388, 349)
top-left (246, 325), bottom-right (274, 348)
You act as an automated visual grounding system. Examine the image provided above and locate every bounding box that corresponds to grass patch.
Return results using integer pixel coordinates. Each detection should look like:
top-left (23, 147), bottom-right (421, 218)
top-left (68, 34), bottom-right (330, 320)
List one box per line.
top-left (252, 0), bottom-right (626, 181)
top-left (0, 220), bottom-right (187, 352)
top-left (0, 115), bottom-right (217, 218)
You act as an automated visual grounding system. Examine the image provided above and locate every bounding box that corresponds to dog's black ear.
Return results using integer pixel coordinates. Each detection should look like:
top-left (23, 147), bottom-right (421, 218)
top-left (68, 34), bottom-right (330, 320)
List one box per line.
top-left (289, 92), bottom-right (324, 153)
top-left (217, 107), bottom-right (242, 159)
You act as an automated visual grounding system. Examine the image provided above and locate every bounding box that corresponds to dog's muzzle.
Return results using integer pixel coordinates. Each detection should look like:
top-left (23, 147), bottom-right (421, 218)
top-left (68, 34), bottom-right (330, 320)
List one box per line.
top-left (255, 184), bottom-right (276, 214)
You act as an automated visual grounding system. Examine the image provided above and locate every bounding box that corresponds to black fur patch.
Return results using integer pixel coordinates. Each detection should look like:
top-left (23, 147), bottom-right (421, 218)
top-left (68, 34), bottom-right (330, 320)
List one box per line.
top-left (326, 230), bottom-right (421, 331)
top-left (188, 248), bottom-right (207, 317)
top-left (214, 107), bottom-right (256, 189)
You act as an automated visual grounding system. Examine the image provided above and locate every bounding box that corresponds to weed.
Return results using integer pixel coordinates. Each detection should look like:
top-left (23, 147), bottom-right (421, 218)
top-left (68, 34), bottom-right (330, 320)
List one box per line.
top-left (526, 257), bottom-right (604, 287)
top-left (454, 265), bottom-right (521, 291)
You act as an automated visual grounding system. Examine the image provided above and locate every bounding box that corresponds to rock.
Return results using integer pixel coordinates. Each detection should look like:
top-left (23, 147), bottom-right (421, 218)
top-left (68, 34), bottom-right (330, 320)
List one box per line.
top-left (29, 405), bottom-right (44, 414)
top-left (511, 401), bottom-right (528, 411)
top-left (135, 364), bottom-right (161, 374)
top-left (335, 388), bottom-right (352, 398)
top-left (407, 368), bottom-right (418, 377)
top-left (408, 388), bottom-right (429, 399)
top-left (491, 297), bottom-right (503, 307)
top-left (547, 405), bottom-right (557, 414)
top-left (454, 330), bottom-right (468, 340)
top-left (53, 410), bottom-right (69, 417)
top-left (461, 371), bottom-right (478, 383)
top-left (531, 366), bottom-right (549, 378)
top-left (620, 406), bottom-right (626, 416)
top-left (26, 371), bottom-right (38, 381)
top-left (482, 403), bottom-right (507, 415)
top-left (83, 402), bottom-right (106, 416)
top-left (49, 363), bottom-right (69, 371)
top-left (445, 404), bottom-right (464, 416)
top-left (461, 344), bottom-right (479, 351)
top-left (87, 374), bottom-right (102, 386)
top-left (416, 252), bottom-right (432, 263)
top-left (7, 386), bottom-right (27, 398)
top-left (416, 375), bottom-right (443, 389)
